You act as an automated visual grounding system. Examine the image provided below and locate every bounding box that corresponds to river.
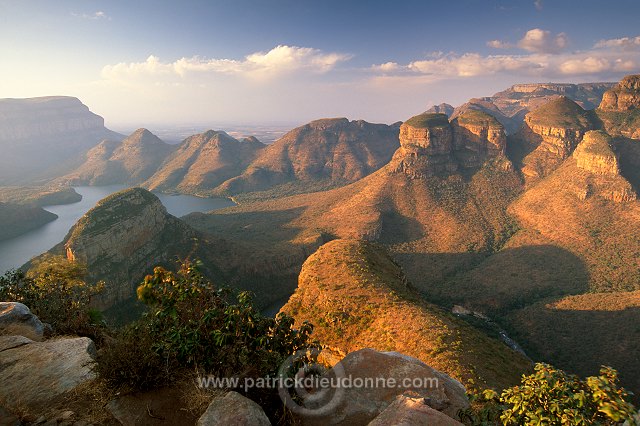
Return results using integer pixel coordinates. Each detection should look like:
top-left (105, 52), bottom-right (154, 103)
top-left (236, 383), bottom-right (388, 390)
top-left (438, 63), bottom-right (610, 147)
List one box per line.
top-left (0, 185), bottom-right (235, 273)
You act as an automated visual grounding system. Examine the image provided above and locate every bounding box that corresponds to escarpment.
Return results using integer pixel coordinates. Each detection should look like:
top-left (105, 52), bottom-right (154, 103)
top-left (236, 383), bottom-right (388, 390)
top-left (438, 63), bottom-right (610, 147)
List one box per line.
top-left (61, 188), bottom-right (203, 309)
top-left (509, 97), bottom-right (596, 182)
top-left (596, 74), bottom-right (640, 139)
top-left (391, 111), bottom-right (511, 178)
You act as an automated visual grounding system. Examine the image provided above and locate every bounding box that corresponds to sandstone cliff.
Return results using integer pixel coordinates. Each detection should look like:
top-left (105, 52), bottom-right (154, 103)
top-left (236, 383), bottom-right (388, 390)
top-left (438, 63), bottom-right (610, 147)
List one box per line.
top-left (509, 97), bottom-right (596, 183)
top-left (599, 75), bottom-right (640, 111)
top-left (596, 74), bottom-right (640, 139)
top-left (61, 129), bottom-right (174, 185)
top-left (446, 82), bottom-right (612, 136)
top-left (391, 111), bottom-right (511, 178)
top-left (143, 130), bottom-right (265, 196)
top-left (60, 188), bottom-right (205, 309)
top-left (0, 96), bottom-right (123, 184)
top-left (571, 131), bottom-right (636, 202)
top-left (214, 118), bottom-right (400, 196)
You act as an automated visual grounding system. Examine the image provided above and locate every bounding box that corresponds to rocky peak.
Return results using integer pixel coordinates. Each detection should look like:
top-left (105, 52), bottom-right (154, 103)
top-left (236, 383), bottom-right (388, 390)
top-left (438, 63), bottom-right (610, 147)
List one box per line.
top-left (64, 188), bottom-right (197, 308)
top-left (599, 74), bottom-right (640, 111)
top-left (574, 131), bottom-right (620, 175)
top-left (570, 131), bottom-right (637, 202)
top-left (451, 110), bottom-right (507, 168)
top-left (426, 103), bottom-right (455, 117)
top-left (305, 117), bottom-right (350, 131)
top-left (393, 112), bottom-right (510, 178)
top-left (122, 128), bottom-right (165, 147)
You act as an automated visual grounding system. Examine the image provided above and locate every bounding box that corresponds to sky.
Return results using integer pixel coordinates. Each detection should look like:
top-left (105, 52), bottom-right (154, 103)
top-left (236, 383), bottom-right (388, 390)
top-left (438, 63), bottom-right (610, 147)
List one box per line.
top-left (1, 0), bottom-right (639, 129)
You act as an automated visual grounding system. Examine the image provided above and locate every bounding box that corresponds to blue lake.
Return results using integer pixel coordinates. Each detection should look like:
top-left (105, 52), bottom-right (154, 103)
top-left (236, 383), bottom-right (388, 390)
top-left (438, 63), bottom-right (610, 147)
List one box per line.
top-left (0, 185), bottom-right (234, 273)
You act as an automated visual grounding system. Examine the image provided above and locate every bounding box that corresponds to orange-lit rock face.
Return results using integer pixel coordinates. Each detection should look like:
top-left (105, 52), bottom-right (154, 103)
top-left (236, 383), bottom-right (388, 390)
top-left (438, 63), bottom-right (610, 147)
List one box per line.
top-left (599, 74), bottom-right (640, 111)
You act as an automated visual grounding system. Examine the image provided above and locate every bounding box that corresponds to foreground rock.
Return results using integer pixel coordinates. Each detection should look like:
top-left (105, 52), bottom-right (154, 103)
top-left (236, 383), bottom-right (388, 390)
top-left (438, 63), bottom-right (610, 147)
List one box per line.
top-left (368, 394), bottom-right (464, 425)
top-left (0, 335), bottom-right (96, 413)
top-left (297, 348), bottom-right (469, 425)
top-left (197, 391), bottom-right (271, 426)
top-left (0, 302), bottom-right (44, 341)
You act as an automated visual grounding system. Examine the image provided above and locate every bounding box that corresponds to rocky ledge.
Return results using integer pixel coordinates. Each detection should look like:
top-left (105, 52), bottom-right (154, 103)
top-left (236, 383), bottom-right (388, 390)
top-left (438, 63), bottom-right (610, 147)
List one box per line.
top-left (599, 74), bottom-right (640, 111)
top-left (392, 111), bottom-right (511, 178)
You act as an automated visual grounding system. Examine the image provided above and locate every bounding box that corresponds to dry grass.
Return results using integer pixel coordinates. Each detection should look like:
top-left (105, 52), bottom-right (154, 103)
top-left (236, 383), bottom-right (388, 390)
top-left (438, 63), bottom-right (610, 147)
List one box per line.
top-left (281, 239), bottom-right (532, 392)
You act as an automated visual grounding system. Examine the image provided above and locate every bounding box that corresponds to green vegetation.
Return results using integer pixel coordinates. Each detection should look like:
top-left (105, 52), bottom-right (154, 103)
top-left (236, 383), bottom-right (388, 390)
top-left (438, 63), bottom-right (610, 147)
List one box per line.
top-left (462, 363), bottom-right (637, 425)
top-left (578, 131), bottom-right (616, 157)
top-left (526, 97), bottom-right (595, 129)
top-left (0, 255), bottom-right (104, 339)
top-left (457, 110), bottom-right (502, 127)
top-left (596, 109), bottom-right (640, 136)
top-left (97, 260), bottom-right (314, 392)
top-left (404, 112), bottom-right (450, 128)
top-left (0, 185), bottom-right (82, 207)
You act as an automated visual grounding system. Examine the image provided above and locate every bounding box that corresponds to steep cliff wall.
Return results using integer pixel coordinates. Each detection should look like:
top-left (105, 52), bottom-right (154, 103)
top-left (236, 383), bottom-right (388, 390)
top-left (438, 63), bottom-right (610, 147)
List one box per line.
top-left (63, 188), bottom-right (203, 309)
top-left (0, 96), bottom-right (122, 184)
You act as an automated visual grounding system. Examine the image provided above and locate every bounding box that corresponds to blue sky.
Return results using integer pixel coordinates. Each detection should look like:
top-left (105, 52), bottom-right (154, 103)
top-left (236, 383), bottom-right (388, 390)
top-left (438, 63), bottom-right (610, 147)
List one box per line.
top-left (1, 0), bottom-right (639, 127)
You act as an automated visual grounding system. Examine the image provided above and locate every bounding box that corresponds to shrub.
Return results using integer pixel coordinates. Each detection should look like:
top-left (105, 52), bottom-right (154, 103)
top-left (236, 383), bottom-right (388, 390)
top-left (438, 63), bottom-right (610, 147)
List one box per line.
top-left (98, 260), bottom-right (315, 391)
top-left (461, 363), bottom-right (637, 425)
top-left (0, 255), bottom-right (104, 340)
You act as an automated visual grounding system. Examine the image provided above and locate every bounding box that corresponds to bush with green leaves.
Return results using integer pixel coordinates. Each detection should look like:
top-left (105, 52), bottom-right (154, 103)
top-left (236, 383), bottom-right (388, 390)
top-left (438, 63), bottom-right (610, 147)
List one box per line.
top-left (461, 363), bottom-right (637, 425)
top-left (0, 255), bottom-right (104, 339)
top-left (98, 260), bottom-right (315, 390)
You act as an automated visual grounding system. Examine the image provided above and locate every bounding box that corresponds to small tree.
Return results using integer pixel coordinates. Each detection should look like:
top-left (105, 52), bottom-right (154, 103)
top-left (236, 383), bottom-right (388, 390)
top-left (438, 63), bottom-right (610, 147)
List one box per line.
top-left (0, 255), bottom-right (104, 338)
top-left (462, 363), bottom-right (637, 425)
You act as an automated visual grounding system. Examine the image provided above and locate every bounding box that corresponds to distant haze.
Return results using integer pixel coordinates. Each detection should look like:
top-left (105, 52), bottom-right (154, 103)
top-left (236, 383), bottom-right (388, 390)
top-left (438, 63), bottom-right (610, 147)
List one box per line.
top-left (1, 0), bottom-right (639, 126)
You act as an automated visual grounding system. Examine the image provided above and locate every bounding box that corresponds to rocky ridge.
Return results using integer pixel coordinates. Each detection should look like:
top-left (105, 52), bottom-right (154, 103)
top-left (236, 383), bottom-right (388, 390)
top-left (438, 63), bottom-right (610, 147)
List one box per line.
top-left (143, 130), bottom-right (265, 195)
top-left (214, 118), bottom-right (400, 196)
top-left (62, 128), bottom-right (175, 185)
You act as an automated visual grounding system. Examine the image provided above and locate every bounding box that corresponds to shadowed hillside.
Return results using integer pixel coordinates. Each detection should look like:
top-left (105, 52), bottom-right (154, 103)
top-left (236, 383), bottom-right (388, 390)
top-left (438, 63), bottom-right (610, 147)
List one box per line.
top-left (281, 239), bottom-right (532, 391)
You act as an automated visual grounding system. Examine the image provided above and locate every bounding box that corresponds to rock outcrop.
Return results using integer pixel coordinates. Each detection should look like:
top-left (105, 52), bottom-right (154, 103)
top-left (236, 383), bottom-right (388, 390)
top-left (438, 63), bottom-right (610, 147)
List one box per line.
top-left (60, 188), bottom-right (204, 309)
top-left (143, 130), bottom-right (265, 196)
top-left (197, 391), bottom-right (271, 426)
top-left (297, 349), bottom-right (469, 425)
top-left (570, 131), bottom-right (636, 202)
top-left (62, 128), bottom-right (175, 185)
top-left (596, 74), bottom-right (640, 139)
top-left (599, 75), bottom-right (640, 111)
top-left (391, 111), bottom-right (510, 178)
top-left (215, 118), bottom-right (400, 195)
top-left (0, 96), bottom-right (123, 184)
top-left (368, 394), bottom-right (464, 426)
top-left (446, 82), bottom-right (612, 135)
top-left (0, 335), bottom-right (96, 413)
top-left (511, 97), bottom-right (596, 182)
top-left (0, 302), bottom-right (44, 341)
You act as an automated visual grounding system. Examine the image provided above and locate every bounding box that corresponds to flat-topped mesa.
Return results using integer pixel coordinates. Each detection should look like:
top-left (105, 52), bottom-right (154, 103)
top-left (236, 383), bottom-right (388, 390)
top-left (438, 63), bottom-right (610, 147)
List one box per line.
top-left (571, 131), bottom-right (637, 202)
top-left (599, 74), bottom-right (640, 111)
top-left (393, 113), bottom-right (457, 178)
top-left (524, 96), bottom-right (595, 158)
top-left (0, 96), bottom-right (105, 140)
top-left (451, 110), bottom-right (509, 169)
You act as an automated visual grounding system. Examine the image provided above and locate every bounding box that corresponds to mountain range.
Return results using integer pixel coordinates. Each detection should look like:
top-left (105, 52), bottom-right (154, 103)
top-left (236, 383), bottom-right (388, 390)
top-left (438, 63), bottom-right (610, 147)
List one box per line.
top-left (3, 74), bottom-right (640, 402)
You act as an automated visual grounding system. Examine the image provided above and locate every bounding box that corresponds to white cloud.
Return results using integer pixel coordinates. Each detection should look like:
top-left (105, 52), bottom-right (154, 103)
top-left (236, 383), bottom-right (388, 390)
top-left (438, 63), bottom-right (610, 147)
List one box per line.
top-left (102, 45), bottom-right (352, 81)
top-left (594, 36), bottom-right (640, 50)
top-left (559, 57), bottom-right (611, 75)
top-left (72, 11), bottom-right (110, 20)
top-left (371, 62), bottom-right (400, 72)
top-left (407, 53), bottom-right (535, 77)
top-left (487, 40), bottom-right (513, 49)
top-left (534, 0), bottom-right (543, 11)
top-left (517, 28), bottom-right (568, 54)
